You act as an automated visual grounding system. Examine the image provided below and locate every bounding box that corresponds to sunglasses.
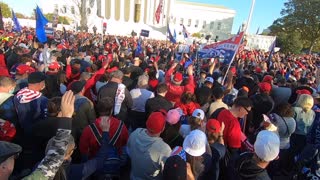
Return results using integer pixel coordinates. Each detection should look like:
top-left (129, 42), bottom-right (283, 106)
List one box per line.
top-left (242, 106), bottom-right (251, 113)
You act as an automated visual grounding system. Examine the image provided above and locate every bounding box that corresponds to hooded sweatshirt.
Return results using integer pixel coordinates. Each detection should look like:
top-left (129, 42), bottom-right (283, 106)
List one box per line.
top-left (232, 152), bottom-right (270, 180)
top-left (14, 87), bottom-right (48, 134)
top-left (127, 128), bottom-right (171, 180)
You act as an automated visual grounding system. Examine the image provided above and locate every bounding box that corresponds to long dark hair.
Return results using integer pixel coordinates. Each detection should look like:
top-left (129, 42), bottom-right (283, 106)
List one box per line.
top-left (186, 154), bottom-right (204, 179)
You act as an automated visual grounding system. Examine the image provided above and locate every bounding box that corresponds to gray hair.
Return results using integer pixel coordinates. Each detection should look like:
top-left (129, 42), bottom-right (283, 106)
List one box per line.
top-left (110, 70), bottom-right (124, 80)
top-left (0, 76), bottom-right (15, 87)
top-left (80, 72), bottom-right (91, 80)
top-left (137, 74), bottom-right (149, 88)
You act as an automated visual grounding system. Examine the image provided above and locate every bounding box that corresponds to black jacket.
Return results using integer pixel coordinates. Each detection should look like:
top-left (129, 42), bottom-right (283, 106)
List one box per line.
top-left (145, 95), bottom-right (173, 118)
top-left (231, 153), bottom-right (271, 180)
top-left (98, 81), bottom-right (132, 126)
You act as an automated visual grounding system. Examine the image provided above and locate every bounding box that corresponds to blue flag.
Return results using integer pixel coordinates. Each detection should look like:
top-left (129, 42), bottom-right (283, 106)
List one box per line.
top-left (167, 24), bottom-right (176, 43)
top-left (135, 38), bottom-right (143, 57)
top-left (12, 10), bottom-right (21, 32)
top-left (36, 6), bottom-right (48, 43)
top-left (173, 29), bottom-right (176, 40)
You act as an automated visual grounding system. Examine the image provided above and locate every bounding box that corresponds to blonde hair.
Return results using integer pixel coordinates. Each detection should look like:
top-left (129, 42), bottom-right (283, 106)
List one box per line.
top-left (296, 94), bottom-right (314, 112)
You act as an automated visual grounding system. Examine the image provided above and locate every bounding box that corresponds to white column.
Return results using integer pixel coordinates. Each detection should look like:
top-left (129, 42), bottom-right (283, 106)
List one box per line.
top-left (101, 0), bottom-right (106, 18)
top-left (119, 0), bottom-right (125, 21)
top-left (110, 0), bottom-right (115, 20)
top-left (129, 0), bottom-right (135, 22)
top-left (139, 0), bottom-right (145, 23)
top-left (148, 0), bottom-right (154, 24)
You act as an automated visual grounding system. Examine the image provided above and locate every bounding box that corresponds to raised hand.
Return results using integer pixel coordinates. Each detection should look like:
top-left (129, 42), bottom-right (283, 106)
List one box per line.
top-left (61, 90), bottom-right (75, 118)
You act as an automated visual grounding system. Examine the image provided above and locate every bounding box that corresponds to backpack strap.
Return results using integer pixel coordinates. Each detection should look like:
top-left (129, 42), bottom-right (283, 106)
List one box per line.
top-left (210, 107), bottom-right (226, 119)
top-left (279, 115), bottom-right (290, 136)
top-left (109, 121), bottom-right (124, 146)
top-left (89, 123), bottom-right (102, 146)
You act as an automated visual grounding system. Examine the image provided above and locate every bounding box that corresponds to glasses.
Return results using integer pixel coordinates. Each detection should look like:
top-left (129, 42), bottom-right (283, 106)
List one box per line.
top-left (242, 106), bottom-right (251, 114)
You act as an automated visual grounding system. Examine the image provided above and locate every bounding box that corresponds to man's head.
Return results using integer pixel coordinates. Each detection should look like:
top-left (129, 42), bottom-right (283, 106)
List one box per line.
top-left (80, 72), bottom-right (91, 81)
top-left (110, 70), bottom-right (123, 84)
top-left (0, 141), bottom-right (22, 179)
top-left (156, 83), bottom-right (168, 96)
top-left (206, 119), bottom-right (221, 143)
top-left (172, 72), bottom-right (183, 85)
top-left (146, 110), bottom-right (167, 136)
top-left (133, 57), bottom-right (142, 66)
top-left (137, 74), bottom-right (149, 89)
top-left (70, 80), bottom-right (86, 95)
top-left (204, 77), bottom-right (214, 88)
top-left (28, 72), bottom-right (46, 92)
top-left (231, 97), bottom-right (253, 118)
top-left (254, 130), bottom-right (280, 166)
top-left (15, 64), bottom-right (35, 80)
top-left (212, 87), bottom-right (224, 100)
top-left (0, 76), bottom-right (16, 93)
top-left (258, 82), bottom-right (272, 95)
top-left (96, 97), bottom-right (114, 117)
top-left (48, 62), bottom-right (61, 72)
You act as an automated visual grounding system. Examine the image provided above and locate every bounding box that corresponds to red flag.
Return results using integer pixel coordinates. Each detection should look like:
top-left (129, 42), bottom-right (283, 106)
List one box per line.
top-left (155, 0), bottom-right (163, 24)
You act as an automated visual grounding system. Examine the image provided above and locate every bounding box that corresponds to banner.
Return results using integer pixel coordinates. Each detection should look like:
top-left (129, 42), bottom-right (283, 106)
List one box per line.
top-left (245, 34), bottom-right (276, 51)
top-left (199, 32), bottom-right (244, 64)
top-left (155, 0), bottom-right (163, 24)
top-left (45, 27), bottom-right (54, 38)
top-left (140, 29), bottom-right (149, 37)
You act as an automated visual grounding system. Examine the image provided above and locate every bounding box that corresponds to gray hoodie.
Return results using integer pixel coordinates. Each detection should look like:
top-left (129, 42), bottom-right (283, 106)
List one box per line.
top-left (128, 128), bottom-right (171, 180)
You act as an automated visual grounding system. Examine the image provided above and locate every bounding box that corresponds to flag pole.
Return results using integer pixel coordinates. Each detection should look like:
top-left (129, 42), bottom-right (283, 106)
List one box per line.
top-left (245, 0), bottom-right (255, 34)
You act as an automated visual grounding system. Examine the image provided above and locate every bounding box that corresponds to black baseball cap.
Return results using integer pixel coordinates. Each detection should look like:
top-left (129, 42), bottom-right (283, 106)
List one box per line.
top-left (0, 141), bottom-right (22, 164)
top-left (28, 72), bottom-right (46, 84)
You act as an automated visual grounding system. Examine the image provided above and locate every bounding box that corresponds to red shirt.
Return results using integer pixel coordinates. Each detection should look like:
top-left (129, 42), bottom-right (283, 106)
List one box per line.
top-left (79, 117), bottom-right (129, 159)
top-left (216, 109), bottom-right (242, 148)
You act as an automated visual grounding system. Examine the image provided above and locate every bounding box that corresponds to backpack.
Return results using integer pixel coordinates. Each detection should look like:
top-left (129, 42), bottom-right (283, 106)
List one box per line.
top-left (89, 120), bottom-right (125, 177)
top-left (209, 107), bottom-right (233, 180)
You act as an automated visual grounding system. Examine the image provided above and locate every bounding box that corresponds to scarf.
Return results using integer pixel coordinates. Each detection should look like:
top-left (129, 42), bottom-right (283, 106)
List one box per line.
top-left (16, 88), bottom-right (42, 104)
top-left (114, 83), bottom-right (126, 115)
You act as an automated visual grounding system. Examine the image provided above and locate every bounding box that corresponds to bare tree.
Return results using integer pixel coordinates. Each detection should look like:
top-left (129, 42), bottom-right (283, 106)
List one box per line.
top-left (72, 0), bottom-right (88, 32)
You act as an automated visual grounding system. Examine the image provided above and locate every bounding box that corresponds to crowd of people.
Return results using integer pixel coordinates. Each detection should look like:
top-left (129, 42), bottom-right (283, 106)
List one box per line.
top-left (0, 27), bottom-right (320, 180)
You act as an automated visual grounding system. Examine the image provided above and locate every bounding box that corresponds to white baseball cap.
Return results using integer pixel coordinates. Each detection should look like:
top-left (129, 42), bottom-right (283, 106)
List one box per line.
top-left (192, 109), bottom-right (205, 120)
top-left (254, 130), bottom-right (280, 162)
top-left (183, 130), bottom-right (207, 157)
top-left (205, 77), bottom-right (214, 84)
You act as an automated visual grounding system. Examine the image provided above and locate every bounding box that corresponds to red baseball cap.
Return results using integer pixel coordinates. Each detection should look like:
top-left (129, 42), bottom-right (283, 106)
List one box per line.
top-left (206, 119), bottom-right (221, 134)
top-left (296, 89), bottom-right (311, 95)
top-left (262, 75), bottom-right (273, 84)
top-left (57, 44), bottom-right (64, 50)
top-left (16, 64), bottom-right (35, 75)
top-left (173, 72), bottom-right (183, 84)
top-left (259, 82), bottom-right (272, 93)
top-left (48, 62), bottom-right (61, 70)
top-left (146, 110), bottom-right (167, 134)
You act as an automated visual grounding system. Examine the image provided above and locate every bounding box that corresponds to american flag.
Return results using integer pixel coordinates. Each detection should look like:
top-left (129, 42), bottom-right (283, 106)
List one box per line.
top-left (155, 0), bottom-right (163, 24)
top-left (182, 25), bottom-right (190, 38)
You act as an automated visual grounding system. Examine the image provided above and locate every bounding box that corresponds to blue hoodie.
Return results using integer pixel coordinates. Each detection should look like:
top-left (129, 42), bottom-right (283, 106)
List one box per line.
top-left (14, 87), bottom-right (48, 134)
